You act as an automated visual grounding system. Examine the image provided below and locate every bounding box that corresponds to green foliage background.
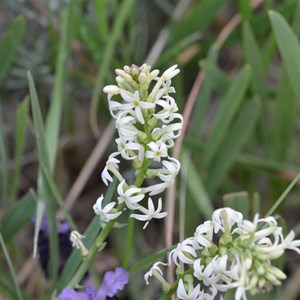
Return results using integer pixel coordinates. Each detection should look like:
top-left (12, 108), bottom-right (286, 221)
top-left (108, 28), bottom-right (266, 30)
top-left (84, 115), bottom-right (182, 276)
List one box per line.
top-left (0, 0), bottom-right (300, 299)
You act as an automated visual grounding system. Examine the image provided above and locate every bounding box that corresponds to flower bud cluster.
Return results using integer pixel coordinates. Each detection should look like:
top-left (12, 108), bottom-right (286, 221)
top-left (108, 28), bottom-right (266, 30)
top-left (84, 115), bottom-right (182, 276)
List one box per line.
top-left (93, 64), bottom-right (183, 229)
top-left (146, 207), bottom-right (300, 299)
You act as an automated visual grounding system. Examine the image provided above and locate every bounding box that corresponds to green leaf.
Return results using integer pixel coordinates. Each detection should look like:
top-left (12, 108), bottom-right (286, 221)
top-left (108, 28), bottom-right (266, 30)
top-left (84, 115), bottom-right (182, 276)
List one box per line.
top-left (27, 72), bottom-right (50, 170)
top-left (171, 0), bottom-right (224, 43)
top-left (206, 100), bottom-right (260, 194)
top-left (202, 65), bottom-right (252, 171)
top-left (28, 71), bottom-right (58, 283)
top-left (0, 275), bottom-right (19, 300)
top-left (0, 233), bottom-right (24, 300)
top-left (10, 97), bottom-right (29, 203)
top-left (0, 106), bottom-right (8, 207)
top-left (129, 245), bottom-right (175, 274)
top-left (156, 32), bottom-right (202, 66)
top-left (223, 289), bottom-right (235, 300)
top-left (45, 3), bottom-right (74, 171)
top-left (269, 10), bottom-right (300, 106)
top-left (40, 165), bottom-right (77, 231)
top-left (243, 22), bottom-right (267, 103)
top-left (190, 46), bottom-right (219, 138)
top-left (270, 67), bottom-right (296, 160)
top-left (0, 16), bottom-right (25, 85)
top-left (0, 190), bottom-right (36, 243)
top-left (201, 59), bottom-right (229, 94)
top-left (239, 0), bottom-right (251, 20)
top-left (94, 0), bottom-right (108, 38)
top-left (184, 152), bottom-right (214, 220)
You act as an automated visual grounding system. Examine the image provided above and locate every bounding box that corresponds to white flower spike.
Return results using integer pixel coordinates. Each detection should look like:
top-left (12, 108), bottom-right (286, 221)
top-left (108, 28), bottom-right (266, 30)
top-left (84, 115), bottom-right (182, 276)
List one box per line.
top-left (100, 64), bottom-right (182, 229)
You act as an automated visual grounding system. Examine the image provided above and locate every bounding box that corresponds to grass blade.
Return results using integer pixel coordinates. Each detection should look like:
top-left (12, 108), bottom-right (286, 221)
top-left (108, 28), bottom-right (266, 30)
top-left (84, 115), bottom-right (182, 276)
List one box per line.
top-left (0, 233), bottom-right (24, 300)
top-left (28, 71), bottom-right (58, 283)
top-left (94, 0), bottom-right (108, 39)
top-left (171, 0), bottom-right (224, 43)
top-left (243, 22), bottom-right (267, 103)
top-left (184, 153), bottom-right (214, 220)
top-left (45, 2), bottom-right (74, 171)
top-left (40, 164), bottom-right (76, 231)
top-left (270, 67), bottom-right (296, 160)
top-left (201, 59), bottom-right (229, 94)
top-left (0, 190), bottom-right (36, 243)
top-left (190, 46), bottom-right (219, 139)
top-left (10, 97), bottom-right (29, 203)
top-left (269, 10), bottom-right (300, 106)
top-left (202, 65), bottom-right (252, 171)
top-left (0, 16), bottom-right (25, 85)
top-left (0, 105), bottom-right (8, 207)
top-left (266, 170), bottom-right (300, 217)
top-left (206, 100), bottom-right (260, 194)
top-left (129, 245), bottom-right (175, 274)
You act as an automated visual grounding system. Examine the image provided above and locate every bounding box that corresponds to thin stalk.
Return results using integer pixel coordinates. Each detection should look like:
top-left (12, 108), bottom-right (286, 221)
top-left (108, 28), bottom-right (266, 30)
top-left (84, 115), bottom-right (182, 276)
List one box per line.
top-left (122, 157), bottom-right (150, 268)
top-left (266, 170), bottom-right (300, 217)
top-left (66, 216), bottom-right (116, 288)
top-left (123, 217), bottom-right (135, 268)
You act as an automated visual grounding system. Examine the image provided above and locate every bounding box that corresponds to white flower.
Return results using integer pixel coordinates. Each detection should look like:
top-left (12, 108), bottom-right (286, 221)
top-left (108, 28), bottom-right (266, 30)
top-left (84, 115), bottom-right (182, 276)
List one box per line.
top-left (157, 157), bottom-right (181, 182)
top-left (210, 255), bottom-right (239, 291)
top-left (117, 180), bottom-right (145, 209)
top-left (116, 137), bottom-right (143, 160)
top-left (282, 230), bottom-right (300, 254)
top-left (93, 195), bottom-right (122, 222)
top-left (103, 85), bottom-right (120, 98)
top-left (146, 141), bottom-right (168, 162)
top-left (115, 112), bottom-right (139, 140)
top-left (142, 181), bottom-right (172, 196)
top-left (161, 64), bottom-right (180, 81)
top-left (149, 65), bottom-right (179, 100)
top-left (101, 152), bottom-right (121, 185)
top-left (193, 220), bottom-right (214, 249)
top-left (154, 96), bottom-right (180, 123)
top-left (118, 90), bottom-right (155, 124)
top-left (234, 261), bottom-right (249, 300)
top-left (194, 256), bottom-right (239, 293)
top-left (130, 198), bottom-right (167, 229)
top-left (193, 258), bottom-right (217, 287)
top-left (144, 261), bottom-right (167, 285)
top-left (70, 231), bottom-right (89, 256)
top-left (177, 279), bottom-right (203, 300)
top-left (212, 207), bottom-right (243, 233)
top-left (258, 229), bottom-right (300, 258)
top-left (153, 80), bottom-right (176, 101)
top-left (169, 237), bottom-right (197, 266)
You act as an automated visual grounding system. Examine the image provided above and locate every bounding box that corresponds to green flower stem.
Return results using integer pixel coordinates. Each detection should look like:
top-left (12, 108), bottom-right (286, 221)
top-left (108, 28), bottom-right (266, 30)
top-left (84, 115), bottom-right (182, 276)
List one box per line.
top-left (68, 103), bottom-right (154, 285)
top-left (123, 216), bottom-right (135, 268)
top-left (67, 156), bottom-right (151, 286)
top-left (135, 157), bottom-right (150, 187)
top-left (123, 157), bottom-right (150, 268)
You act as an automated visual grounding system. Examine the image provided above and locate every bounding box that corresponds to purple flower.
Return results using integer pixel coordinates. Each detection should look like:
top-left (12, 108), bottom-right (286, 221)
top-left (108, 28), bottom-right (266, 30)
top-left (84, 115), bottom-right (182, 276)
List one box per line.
top-left (58, 284), bottom-right (96, 300)
top-left (97, 267), bottom-right (129, 300)
top-left (58, 268), bottom-right (129, 300)
top-left (32, 212), bottom-right (72, 276)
